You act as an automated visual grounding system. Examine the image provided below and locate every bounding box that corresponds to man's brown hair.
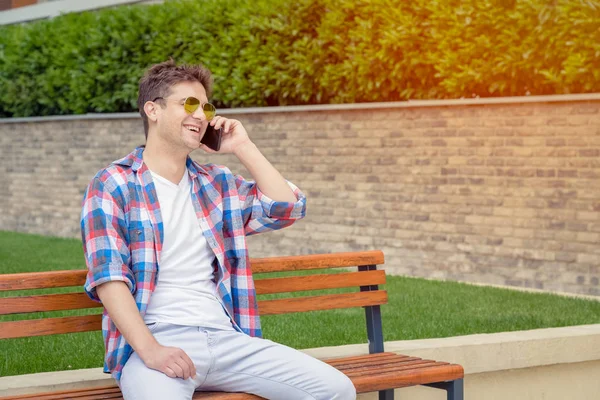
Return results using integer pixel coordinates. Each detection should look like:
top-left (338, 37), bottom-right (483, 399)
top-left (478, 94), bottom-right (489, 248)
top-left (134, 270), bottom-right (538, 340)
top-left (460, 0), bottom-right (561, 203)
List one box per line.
top-left (137, 59), bottom-right (213, 139)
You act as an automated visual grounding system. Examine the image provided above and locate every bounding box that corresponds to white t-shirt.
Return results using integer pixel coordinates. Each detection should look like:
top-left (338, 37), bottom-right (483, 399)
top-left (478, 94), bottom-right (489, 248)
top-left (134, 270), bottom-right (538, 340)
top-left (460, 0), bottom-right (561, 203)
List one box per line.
top-left (143, 169), bottom-right (234, 330)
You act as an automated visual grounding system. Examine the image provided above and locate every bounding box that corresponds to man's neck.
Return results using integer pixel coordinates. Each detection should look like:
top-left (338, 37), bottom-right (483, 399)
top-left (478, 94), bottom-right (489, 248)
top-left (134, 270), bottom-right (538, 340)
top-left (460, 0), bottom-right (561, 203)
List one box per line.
top-left (142, 138), bottom-right (190, 185)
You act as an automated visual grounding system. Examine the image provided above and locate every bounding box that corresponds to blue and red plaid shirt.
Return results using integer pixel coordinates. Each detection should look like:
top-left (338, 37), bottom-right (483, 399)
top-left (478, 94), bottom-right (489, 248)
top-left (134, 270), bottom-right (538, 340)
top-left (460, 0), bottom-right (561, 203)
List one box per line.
top-left (80, 146), bottom-right (306, 383)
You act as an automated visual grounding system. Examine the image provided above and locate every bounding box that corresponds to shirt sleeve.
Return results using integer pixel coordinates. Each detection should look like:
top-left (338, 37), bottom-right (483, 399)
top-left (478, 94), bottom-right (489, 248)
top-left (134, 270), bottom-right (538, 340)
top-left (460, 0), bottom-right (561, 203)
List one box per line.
top-left (80, 176), bottom-right (135, 302)
top-left (234, 174), bottom-right (307, 236)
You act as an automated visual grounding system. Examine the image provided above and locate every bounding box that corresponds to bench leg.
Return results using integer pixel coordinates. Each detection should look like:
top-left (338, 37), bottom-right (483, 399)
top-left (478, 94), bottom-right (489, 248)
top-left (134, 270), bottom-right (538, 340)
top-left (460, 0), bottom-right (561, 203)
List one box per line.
top-left (447, 379), bottom-right (464, 400)
top-left (423, 379), bottom-right (464, 400)
top-left (379, 389), bottom-right (394, 400)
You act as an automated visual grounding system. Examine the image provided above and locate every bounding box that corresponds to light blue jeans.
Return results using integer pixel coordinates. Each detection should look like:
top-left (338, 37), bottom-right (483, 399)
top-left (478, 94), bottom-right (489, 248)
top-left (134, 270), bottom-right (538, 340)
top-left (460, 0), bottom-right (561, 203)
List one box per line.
top-left (119, 322), bottom-right (357, 400)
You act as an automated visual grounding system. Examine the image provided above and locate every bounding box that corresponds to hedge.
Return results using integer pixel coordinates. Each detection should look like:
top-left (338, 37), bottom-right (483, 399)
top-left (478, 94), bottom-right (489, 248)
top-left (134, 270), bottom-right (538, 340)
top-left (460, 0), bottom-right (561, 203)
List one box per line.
top-left (0, 0), bottom-right (598, 117)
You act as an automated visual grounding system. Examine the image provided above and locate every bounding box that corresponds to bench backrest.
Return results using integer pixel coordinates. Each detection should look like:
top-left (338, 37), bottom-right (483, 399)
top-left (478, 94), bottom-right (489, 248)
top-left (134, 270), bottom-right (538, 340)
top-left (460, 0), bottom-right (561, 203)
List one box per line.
top-left (0, 250), bottom-right (386, 349)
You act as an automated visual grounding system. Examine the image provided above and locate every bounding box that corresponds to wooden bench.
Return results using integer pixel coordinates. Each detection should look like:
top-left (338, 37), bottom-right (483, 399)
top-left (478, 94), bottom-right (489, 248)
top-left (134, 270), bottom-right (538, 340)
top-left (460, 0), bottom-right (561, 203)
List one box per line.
top-left (0, 250), bottom-right (464, 400)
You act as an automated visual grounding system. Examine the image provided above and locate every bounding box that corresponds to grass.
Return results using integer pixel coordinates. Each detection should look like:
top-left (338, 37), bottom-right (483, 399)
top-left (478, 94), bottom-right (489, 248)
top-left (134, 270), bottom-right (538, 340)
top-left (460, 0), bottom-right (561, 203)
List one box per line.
top-left (2, 230), bottom-right (600, 377)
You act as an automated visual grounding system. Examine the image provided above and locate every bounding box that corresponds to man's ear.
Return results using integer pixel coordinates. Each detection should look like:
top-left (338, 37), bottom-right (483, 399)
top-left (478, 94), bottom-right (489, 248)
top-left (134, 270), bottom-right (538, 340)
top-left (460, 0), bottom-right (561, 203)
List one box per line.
top-left (143, 100), bottom-right (160, 123)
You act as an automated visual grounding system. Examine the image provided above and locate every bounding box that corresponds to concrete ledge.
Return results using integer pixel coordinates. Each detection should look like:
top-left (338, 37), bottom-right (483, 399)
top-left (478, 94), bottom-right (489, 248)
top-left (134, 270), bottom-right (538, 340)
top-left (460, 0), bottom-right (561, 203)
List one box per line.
top-left (0, 0), bottom-right (148, 26)
top-left (304, 323), bottom-right (600, 374)
top-left (1, 92), bottom-right (599, 124)
top-left (2, 324), bottom-right (599, 398)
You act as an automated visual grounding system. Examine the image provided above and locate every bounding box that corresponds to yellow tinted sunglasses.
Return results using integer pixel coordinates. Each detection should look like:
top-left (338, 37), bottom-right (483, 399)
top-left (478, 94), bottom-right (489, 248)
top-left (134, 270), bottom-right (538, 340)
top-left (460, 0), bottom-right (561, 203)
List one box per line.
top-left (153, 96), bottom-right (216, 121)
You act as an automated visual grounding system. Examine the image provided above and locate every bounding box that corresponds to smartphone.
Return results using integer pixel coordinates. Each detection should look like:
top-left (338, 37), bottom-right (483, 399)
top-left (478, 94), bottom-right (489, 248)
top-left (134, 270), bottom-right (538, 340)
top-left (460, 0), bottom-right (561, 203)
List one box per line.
top-left (200, 124), bottom-right (223, 151)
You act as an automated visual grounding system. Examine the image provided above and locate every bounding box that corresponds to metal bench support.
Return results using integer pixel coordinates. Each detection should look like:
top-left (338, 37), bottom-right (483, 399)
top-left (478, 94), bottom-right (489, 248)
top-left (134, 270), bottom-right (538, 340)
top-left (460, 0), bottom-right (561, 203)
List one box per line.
top-left (359, 264), bottom-right (464, 400)
top-left (424, 379), bottom-right (464, 400)
top-left (359, 264), bottom-right (393, 400)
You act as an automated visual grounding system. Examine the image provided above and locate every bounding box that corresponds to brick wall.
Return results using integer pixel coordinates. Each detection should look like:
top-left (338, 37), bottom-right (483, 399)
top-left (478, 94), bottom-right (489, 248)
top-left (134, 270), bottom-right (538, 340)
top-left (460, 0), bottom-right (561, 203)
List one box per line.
top-left (1, 95), bottom-right (599, 295)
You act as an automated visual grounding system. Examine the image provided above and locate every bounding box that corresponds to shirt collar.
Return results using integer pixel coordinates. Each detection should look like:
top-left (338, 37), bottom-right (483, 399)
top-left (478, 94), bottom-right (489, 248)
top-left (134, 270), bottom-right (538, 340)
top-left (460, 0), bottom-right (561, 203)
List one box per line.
top-left (113, 146), bottom-right (210, 177)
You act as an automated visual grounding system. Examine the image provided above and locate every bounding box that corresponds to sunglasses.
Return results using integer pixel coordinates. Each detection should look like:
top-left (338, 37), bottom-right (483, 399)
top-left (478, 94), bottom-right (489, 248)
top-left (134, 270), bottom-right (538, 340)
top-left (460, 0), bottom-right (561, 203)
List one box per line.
top-left (153, 96), bottom-right (216, 121)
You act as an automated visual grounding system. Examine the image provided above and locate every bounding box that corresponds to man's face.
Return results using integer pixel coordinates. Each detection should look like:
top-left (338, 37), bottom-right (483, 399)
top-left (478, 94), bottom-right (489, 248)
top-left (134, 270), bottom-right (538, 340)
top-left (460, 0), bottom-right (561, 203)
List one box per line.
top-left (155, 81), bottom-right (210, 151)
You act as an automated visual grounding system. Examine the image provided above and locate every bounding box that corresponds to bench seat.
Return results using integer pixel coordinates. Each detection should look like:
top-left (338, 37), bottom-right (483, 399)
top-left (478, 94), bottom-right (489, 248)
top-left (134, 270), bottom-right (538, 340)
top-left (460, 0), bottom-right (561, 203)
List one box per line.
top-left (5, 352), bottom-right (463, 399)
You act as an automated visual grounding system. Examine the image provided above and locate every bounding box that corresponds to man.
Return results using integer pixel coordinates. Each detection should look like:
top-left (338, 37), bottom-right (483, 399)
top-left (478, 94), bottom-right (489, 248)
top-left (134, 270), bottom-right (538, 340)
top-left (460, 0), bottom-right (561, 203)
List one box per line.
top-left (80, 59), bottom-right (356, 400)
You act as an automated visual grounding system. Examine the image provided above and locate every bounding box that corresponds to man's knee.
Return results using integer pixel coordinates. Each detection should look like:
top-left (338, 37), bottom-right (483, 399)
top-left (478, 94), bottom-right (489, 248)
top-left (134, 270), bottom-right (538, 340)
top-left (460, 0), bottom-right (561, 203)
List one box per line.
top-left (334, 373), bottom-right (357, 400)
top-left (317, 369), bottom-right (356, 400)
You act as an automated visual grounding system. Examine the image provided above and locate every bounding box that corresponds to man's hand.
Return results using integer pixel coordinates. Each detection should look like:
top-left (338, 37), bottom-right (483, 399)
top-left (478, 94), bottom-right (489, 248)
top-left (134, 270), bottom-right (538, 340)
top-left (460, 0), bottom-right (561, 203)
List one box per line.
top-left (140, 343), bottom-right (197, 380)
top-left (199, 116), bottom-right (252, 155)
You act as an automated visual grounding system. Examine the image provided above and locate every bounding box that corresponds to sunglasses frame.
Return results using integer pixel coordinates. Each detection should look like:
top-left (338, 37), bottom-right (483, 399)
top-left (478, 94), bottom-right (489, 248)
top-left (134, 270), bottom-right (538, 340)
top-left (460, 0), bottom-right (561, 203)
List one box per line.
top-left (152, 96), bottom-right (216, 121)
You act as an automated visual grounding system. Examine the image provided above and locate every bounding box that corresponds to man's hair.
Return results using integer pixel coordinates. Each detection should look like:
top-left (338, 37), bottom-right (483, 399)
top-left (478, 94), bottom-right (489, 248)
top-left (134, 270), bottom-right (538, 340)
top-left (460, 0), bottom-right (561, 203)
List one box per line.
top-left (137, 59), bottom-right (213, 139)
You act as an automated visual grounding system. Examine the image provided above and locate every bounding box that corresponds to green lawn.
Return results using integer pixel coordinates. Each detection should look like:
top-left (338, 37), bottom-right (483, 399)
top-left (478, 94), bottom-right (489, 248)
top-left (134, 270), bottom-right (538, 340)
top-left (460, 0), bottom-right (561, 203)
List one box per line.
top-left (2, 230), bottom-right (600, 377)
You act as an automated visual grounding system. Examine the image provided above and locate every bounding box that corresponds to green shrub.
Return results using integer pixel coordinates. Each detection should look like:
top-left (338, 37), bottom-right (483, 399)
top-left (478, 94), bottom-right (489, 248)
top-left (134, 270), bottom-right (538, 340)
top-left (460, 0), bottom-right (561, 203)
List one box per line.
top-left (313, 0), bottom-right (600, 102)
top-left (0, 0), bottom-right (598, 117)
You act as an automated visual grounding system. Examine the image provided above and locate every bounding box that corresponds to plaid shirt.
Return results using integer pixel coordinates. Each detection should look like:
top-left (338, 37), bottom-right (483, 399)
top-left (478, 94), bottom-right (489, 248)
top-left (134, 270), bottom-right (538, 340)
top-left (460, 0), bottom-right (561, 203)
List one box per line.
top-left (80, 146), bottom-right (306, 383)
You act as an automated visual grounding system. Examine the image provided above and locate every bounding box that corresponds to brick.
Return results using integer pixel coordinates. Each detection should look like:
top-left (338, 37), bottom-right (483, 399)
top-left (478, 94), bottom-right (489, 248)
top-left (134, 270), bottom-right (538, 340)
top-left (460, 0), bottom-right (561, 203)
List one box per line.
top-left (568, 116), bottom-right (590, 126)
top-left (547, 117), bottom-right (568, 126)
top-left (505, 138), bottom-right (524, 146)
top-left (580, 171), bottom-right (600, 179)
top-left (494, 127), bottom-right (515, 136)
top-left (556, 252), bottom-right (577, 262)
top-left (486, 158), bottom-right (505, 166)
top-left (590, 223), bottom-right (600, 233)
top-left (556, 149), bottom-right (579, 157)
top-left (577, 232), bottom-right (600, 243)
top-left (536, 169), bottom-right (556, 177)
top-left (571, 104), bottom-right (599, 114)
top-left (567, 138), bottom-right (588, 147)
top-left (546, 138), bottom-right (566, 146)
top-left (493, 148), bottom-right (514, 156)
top-left (557, 169), bottom-right (578, 178)
top-left (579, 149), bottom-right (600, 157)
top-left (577, 254), bottom-right (600, 264)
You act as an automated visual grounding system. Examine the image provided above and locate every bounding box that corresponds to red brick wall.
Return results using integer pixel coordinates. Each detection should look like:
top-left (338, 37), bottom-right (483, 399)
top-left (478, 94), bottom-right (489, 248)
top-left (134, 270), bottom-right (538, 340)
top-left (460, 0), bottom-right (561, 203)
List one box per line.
top-left (11, 0), bottom-right (37, 8)
top-left (1, 96), bottom-right (598, 295)
top-left (0, 0), bottom-right (12, 11)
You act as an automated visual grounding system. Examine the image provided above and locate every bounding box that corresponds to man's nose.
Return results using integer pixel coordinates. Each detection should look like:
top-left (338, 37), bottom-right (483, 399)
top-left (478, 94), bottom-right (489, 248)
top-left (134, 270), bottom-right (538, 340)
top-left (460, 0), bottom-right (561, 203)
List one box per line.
top-left (191, 107), bottom-right (206, 121)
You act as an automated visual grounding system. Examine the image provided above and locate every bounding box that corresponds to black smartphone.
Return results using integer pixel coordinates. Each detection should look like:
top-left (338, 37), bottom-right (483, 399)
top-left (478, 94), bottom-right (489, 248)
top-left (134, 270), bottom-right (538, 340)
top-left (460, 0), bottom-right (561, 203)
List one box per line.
top-left (200, 124), bottom-right (223, 151)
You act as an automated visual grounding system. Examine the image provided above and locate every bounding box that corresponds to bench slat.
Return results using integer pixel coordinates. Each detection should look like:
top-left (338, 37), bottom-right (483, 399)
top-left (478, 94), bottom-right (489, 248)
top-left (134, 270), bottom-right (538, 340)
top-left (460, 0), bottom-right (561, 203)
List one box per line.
top-left (0, 292), bottom-right (102, 315)
top-left (344, 360), bottom-right (441, 377)
top-left (258, 290), bottom-right (387, 315)
top-left (334, 356), bottom-right (421, 370)
top-left (0, 314), bottom-right (102, 339)
top-left (3, 386), bottom-right (123, 399)
top-left (251, 250), bottom-right (384, 273)
top-left (254, 270), bottom-right (385, 294)
top-left (325, 351), bottom-right (400, 366)
top-left (352, 364), bottom-right (464, 392)
top-left (0, 291), bottom-right (387, 338)
top-left (0, 270), bottom-right (87, 292)
top-left (0, 251), bottom-right (385, 292)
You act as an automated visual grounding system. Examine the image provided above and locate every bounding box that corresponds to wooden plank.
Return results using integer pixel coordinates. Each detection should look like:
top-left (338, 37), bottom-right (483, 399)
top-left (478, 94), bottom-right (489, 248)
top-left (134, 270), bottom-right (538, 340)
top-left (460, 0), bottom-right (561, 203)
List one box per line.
top-left (254, 270), bottom-right (385, 295)
top-left (324, 352), bottom-right (399, 366)
top-left (251, 250), bottom-right (385, 273)
top-left (0, 314), bottom-right (102, 339)
top-left (258, 291), bottom-right (387, 315)
top-left (352, 364), bottom-right (465, 393)
top-left (334, 356), bottom-right (421, 370)
top-left (0, 269), bottom-right (87, 291)
top-left (327, 355), bottom-right (404, 369)
top-left (343, 360), bottom-right (440, 377)
top-left (2, 386), bottom-right (122, 399)
top-left (3, 385), bottom-right (265, 400)
top-left (0, 251), bottom-right (384, 292)
top-left (0, 292), bottom-right (101, 315)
